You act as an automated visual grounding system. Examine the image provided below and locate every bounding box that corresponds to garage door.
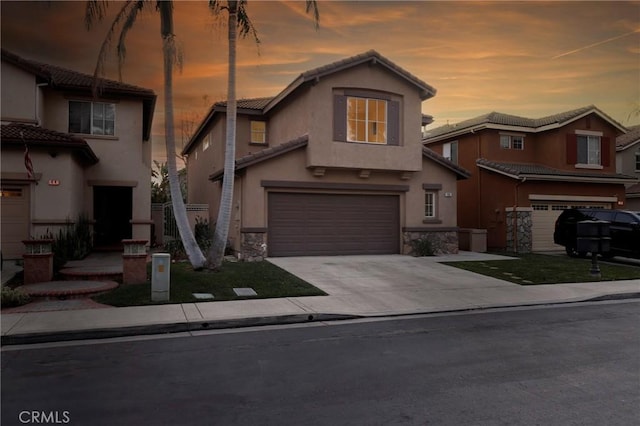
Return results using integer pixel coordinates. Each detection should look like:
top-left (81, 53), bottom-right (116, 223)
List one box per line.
top-left (1, 186), bottom-right (30, 259)
top-left (531, 202), bottom-right (610, 251)
top-left (268, 193), bottom-right (399, 256)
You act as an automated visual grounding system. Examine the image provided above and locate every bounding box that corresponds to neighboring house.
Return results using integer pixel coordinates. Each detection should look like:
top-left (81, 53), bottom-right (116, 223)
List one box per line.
top-left (1, 49), bottom-right (156, 259)
top-left (616, 124), bottom-right (640, 210)
top-left (424, 105), bottom-right (637, 253)
top-left (182, 50), bottom-right (469, 260)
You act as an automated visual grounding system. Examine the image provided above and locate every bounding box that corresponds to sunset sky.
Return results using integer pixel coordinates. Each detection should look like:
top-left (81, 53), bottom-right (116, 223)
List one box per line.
top-left (2, 1), bottom-right (639, 163)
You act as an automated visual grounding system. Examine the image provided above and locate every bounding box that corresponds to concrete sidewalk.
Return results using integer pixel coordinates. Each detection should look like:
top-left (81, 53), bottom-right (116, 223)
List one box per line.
top-left (2, 253), bottom-right (639, 345)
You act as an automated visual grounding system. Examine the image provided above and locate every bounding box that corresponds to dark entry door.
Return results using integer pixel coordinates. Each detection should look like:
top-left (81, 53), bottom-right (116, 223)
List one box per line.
top-left (93, 186), bottom-right (132, 248)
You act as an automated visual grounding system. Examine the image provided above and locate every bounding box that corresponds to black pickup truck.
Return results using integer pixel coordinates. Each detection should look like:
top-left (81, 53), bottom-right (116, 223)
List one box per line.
top-left (553, 208), bottom-right (640, 259)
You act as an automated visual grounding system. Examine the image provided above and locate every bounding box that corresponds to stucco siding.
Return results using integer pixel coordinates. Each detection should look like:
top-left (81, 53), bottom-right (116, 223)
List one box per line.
top-left (307, 63), bottom-right (423, 172)
top-left (1, 61), bottom-right (37, 122)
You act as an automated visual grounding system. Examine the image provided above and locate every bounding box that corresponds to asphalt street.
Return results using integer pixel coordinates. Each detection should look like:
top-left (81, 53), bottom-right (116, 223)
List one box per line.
top-left (2, 300), bottom-right (639, 426)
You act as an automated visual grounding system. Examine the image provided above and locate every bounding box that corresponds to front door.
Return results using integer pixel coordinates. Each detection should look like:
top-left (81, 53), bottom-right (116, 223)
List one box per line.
top-left (93, 186), bottom-right (132, 249)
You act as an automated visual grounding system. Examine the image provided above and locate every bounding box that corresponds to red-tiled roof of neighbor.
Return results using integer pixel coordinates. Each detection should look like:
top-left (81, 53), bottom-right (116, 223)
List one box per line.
top-left (1, 123), bottom-right (99, 165)
top-left (424, 105), bottom-right (626, 142)
top-left (476, 158), bottom-right (637, 183)
top-left (209, 135), bottom-right (309, 181)
top-left (422, 147), bottom-right (470, 180)
top-left (2, 49), bottom-right (156, 141)
top-left (616, 124), bottom-right (640, 150)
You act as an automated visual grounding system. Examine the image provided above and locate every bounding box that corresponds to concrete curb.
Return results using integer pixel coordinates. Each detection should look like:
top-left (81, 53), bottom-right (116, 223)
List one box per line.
top-left (2, 293), bottom-right (639, 346)
top-left (0, 313), bottom-right (360, 346)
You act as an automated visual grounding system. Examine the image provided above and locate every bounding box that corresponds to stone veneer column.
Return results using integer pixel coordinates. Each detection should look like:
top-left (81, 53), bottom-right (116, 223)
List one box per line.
top-left (240, 230), bottom-right (267, 261)
top-left (122, 239), bottom-right (148, 284)
top-left (506, 209), bottom-right (532, 253)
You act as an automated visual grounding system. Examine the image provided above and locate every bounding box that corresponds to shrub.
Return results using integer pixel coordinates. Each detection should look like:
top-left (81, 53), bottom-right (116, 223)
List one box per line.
top-left (163, 238), bottom-right (186, 260)
top-left (41, 214), bottom-right (93, 271)
top-left (410, 237), bottom-right (436, 257)
top-left (1, 286), bottom-right (31, 308)
top-left (195, 217), bottom-right (213, 253)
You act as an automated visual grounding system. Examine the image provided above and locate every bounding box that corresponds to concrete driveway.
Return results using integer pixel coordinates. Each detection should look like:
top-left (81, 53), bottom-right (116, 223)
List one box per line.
top-left (268, 253), bottom-right (520, 316)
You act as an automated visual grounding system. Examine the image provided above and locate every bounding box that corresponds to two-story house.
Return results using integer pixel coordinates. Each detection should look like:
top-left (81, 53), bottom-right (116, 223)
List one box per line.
top-left (182, 50), bottom-right (469, 260)
top-left (616, 124), bottom-right (640, 210)
top-left (424, 105), bottom-right (637, 253)
top-left (1, 49), bottom-right (156, 259)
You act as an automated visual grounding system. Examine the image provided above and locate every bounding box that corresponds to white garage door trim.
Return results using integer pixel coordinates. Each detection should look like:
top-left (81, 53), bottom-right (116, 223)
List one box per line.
top-left (1, 185), bottom-right (30, 259)
top-left (530, 200), bottom-right (611, 252)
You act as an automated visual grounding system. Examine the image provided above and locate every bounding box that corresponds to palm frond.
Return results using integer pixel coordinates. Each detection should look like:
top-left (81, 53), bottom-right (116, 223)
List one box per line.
top-left (237, 1), bottom-right (260, 45)
top-left (85, 0), bottom-right (108, 30)
top-left (305, 0), bottom-right (320, 29)
top-left (116, 0), bottom-right (149, 81)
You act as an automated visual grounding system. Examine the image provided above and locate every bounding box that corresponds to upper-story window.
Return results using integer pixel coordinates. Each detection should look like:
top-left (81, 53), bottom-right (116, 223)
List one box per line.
top-left (347, 97), bottom-right (387, 144)
top-left (69, 101), bottom-right (115, 136)
top-left (333, 92), bottom-right (400, 145)
top-left (577, 134), bottom-right (600, 165)
top-left (203, 132), bottom-right (212, 151)
top-left (500, 134), bottom-right (524, 150)
top-left (443, 141), bottom-right (458, 164)
top-left (251, 121), bottom-right (266, 144)
top-left (566, 131), bottom-right (609, 167)
top-left (635, 150), bottom-right (640, 171)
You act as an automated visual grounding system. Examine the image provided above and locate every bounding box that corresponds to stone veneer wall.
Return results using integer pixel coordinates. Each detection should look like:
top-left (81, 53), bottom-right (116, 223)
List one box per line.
top-left (402, 228), bottom-right (459, 256)
top-left (506, 210), bottom-right (532, 253)
top-left (240, 231), bottom-right (267, 262)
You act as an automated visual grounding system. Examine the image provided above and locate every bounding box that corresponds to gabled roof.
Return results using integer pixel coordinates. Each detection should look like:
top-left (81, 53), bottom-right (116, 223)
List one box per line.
top-left (184, 50), bottom-right (436, 155)
top-left (265, 50), bottom-right (436, 113)
top-left (616, 124), bottom-right (640, 151)
top-left (424, 105), bottom-right (626, 143)
top-left (422, 147), bottom-right (470, 180)
top-left (1, 123), bottom-right (99, 165)
top-left (182, 97), bottom-right (272, 155)
top-left (476, 158), bottom-right (637, 184)
top-left (209, 135), bottom-right (309, 181)
top-left (1, 49), bottom-right (156, 141)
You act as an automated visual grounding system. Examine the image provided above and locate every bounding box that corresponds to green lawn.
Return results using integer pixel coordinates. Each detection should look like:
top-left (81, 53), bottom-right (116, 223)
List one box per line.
top-left (442, 254), bottom-right (640, 285)
top-left (93, 260), bottom-right (326, 307)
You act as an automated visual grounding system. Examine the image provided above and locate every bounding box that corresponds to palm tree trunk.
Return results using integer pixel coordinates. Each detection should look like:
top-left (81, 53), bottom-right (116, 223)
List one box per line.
top-left (208, 0), bottom-right (238, 269)
top-left (159, 1), bottom-right (206, 269)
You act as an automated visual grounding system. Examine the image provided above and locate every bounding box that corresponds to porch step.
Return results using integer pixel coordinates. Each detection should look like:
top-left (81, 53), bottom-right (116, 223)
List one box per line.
top-left (15, 280), bottom-right (119, 301)
top-left (59, 266), bottom-right (122, 282)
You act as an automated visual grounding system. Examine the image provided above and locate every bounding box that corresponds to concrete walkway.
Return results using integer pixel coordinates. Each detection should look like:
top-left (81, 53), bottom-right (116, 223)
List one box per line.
top-left (1, 252), bottom-right (639, 345)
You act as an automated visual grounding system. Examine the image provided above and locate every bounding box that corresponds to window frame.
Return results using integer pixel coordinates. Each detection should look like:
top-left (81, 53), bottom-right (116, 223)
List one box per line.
top-left (635, 150), bottom-right (640, 172)
top-left (333, 92), bottom-right (400, 146)
top-left (424, 191), bottom-right (436, 219)
top-left (443, 141), bottom-right (458, 164)
top-left (68, 100), bottom-right (116, 136)
top-left (250, 120), bottom-right (267, 145)
top-left (577, 134), bottom-right (601, 165)
top-left (346, 96), bottom-right (388, 144)
top-left (499, 134), bottom-right (524, 150)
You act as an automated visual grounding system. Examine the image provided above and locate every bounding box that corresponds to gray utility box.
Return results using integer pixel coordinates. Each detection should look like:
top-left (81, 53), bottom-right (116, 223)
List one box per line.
top-left (577, 220), bottom-right (611, 254)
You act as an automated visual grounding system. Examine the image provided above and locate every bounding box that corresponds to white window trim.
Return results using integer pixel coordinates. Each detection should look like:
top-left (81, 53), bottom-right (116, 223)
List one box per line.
top-left (69, 100), bottom-right (116, 136)
top-left (250, 121), bottom-right (267, 145)
top-left (576, 134), bottom-right (601, 166)
top-left (424, 192), bottom-right (436, 218)
top-left (499, 133), bottom-right (525, 150)
top-left (347, 96), bottom-right (388, 144)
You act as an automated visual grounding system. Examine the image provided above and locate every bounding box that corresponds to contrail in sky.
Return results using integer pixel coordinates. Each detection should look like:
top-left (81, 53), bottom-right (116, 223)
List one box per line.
top-left (552, 28), bottom-right (640, 59)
